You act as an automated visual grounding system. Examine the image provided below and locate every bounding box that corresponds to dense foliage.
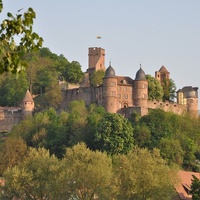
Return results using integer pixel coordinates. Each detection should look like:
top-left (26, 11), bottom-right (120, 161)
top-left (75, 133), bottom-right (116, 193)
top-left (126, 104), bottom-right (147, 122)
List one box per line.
top-left (90, 69), bottom-right (105, 86)
top-left (0, 47), bottom-right (84, 109)
top-left (1, 143), bottom-right (176, 200)
top-left (3, 103), bottom-right (200, 173)
top-left (191, 175), bottom-right (200, 200)
top-left (146, 74), bottom-right (163, 100)
top-left (0, 0), bottom-right (43, 74)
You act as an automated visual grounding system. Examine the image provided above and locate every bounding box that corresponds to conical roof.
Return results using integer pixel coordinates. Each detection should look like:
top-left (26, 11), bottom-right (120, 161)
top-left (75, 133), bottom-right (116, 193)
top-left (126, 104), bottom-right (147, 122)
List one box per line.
top-left (135, 67), bottom-right (146, 81)
top-left (22, 90), bottom-right (34, 102)
top-left (104, 63), bottom-right (116, 77)
top-left (159, 66), bottom-right (169, 73)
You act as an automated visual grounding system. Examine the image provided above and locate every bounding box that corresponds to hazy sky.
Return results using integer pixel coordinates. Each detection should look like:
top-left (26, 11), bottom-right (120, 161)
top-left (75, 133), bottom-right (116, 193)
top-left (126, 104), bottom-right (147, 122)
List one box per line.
top-left (1, 0), bottom-right (200, 93)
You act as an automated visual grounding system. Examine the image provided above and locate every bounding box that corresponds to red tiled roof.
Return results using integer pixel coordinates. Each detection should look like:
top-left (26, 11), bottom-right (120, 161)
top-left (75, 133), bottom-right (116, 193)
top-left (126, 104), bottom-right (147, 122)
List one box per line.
top-left (116, 76), bottom-right (134, 85)
top-left (174, 170), bottom-right (200, 200)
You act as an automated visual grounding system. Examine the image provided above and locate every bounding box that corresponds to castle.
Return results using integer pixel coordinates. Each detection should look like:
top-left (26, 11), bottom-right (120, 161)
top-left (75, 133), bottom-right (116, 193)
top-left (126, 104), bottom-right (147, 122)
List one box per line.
top-left (63, 47), bottom-right (199, 118)
top-left (0, 47), bottom-right (198, 133)
top-left (0, 90), bottom-right (34, 133)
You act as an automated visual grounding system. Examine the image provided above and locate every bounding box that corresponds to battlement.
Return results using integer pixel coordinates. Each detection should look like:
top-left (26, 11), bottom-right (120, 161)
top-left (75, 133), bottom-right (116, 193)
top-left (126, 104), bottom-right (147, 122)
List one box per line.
top-left (147, 100), bottom-right (187, 115)
top-left (88, 47), bottom-right (105, 72)
top-left (0, 107), bottom-right (22, 133)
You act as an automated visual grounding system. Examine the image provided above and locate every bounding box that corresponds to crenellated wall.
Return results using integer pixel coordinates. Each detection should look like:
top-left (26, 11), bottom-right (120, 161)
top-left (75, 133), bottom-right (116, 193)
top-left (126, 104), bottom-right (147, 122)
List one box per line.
top-left (147, 100), bottom-right (187, 115)
top-left (0, 107), bottom-right (22, 132)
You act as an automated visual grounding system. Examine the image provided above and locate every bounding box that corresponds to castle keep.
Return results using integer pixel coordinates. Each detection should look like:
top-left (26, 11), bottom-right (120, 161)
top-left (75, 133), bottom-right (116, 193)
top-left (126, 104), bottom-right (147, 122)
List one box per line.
top-left (64, 47), bottom-right (199, 118)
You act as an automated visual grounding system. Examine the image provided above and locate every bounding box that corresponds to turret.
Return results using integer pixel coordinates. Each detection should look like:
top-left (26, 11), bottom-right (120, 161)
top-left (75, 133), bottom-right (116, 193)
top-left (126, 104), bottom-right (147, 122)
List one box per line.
top-left (133, 67), bottom-right (148, 116)
top-left (22, 90), bottom-right (34, 117)
top-left (183, 87), bottom-right (199, 118)
top-left (103, 63), bottom-right (117, 113)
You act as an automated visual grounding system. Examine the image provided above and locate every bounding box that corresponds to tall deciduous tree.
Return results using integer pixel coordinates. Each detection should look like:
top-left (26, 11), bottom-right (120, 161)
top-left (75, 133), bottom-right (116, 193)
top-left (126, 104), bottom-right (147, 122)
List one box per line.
top-left (90, 70), bottom-right (105, 86)
top-left (94, 113), bottom-right (134, 155)
top-left (63, 61), bottom-right (84, 83)
top-left (162, 78), bottom-right (176, 102)
top-left (114, 147), bottom-right (176, 200)
top-left (61, 143), bottom-right (114, 200)
top-left (1, 148), bottom-right (61, 200)
top-left (0, 71), bottom-right (28, 106)
top-left (146, 74), bottom-right (164, 100)
top-left (0, 137), bottom-right (27, 175)
top-left (0, 0), bottom-right (43, 73)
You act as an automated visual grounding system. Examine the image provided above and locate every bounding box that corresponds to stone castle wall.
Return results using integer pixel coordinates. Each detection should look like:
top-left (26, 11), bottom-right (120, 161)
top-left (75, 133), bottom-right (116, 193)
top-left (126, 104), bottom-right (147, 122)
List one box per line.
top-left (147, 100), bottom-right (187, 115)
top-left (0, 107), bottom-right (22, 132)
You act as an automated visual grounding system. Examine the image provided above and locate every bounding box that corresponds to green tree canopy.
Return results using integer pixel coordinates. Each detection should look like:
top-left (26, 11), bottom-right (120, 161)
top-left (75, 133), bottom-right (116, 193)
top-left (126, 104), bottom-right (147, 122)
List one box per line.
top-left (0, 0), bottom-right (43, 73)
top-left (114, 147), bottom-right (177, 200)
top-left (162, 78), bottom-right (176, 101)
top-left (0, 71), bottom-right (28, 106)
top-left (94, 113), bottom-right (134, 155)
top-left (0, 137), bottom-right (27, 176)
top-left (146, 74), bottom-right (164, 100)
top-left (63, 61), bottom-right (84, 83)
top-left (1, 147), bottom-right (61, 200)
top-left (90, 69), bottom-right (105, 86)
top-left (61, 143), bottom-right (114, 200)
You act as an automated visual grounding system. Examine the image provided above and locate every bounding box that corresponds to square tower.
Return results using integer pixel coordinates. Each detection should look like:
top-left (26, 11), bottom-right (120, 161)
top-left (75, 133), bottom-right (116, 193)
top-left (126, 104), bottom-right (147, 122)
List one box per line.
top-left (87, 47), bottom-right (105, 74)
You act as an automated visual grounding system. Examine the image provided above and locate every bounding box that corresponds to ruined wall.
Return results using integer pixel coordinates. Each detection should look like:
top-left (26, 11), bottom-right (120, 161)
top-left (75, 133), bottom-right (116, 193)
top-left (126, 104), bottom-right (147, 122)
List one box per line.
top-left (0, 107), bottom-right (22, 132)
top-left (147, 100), bottom-right (187, 115)
top-left (118, 106), bottom-right (149, 118)
top-left (62, 87), bottom-right (95, 109)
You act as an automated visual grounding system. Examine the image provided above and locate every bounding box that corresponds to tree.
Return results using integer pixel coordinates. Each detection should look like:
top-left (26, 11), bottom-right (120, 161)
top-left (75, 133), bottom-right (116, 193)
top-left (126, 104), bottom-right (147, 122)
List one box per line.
top-left (60, 143), bottom-right (114, 200)
top-left (35, 66), bottom-right (58, 97)
top-left (0, 137), bottom-right (27, 175)
top-left (146, 74), bottom-right (164, 100)
top-left (84, 104), bottom-right (105, 149)
top-left (162, 78), bottom-right (176, 101)
top-left (139, 109), bottom-right (174, 149)
top-left (114, 147), bottom-right (176, 200)
top-left (43, 81), bottom-right (63, 109)
top-left (159, 137), bottom-right (184, 166)
top-left (94, 113), bottom-right (134, 155)
top-left (0, 71), bottom-right (29, 106)
top-left (1, 147), bottom-right (61, 200)
top-left (191, 175), bottom-right (200, 200)
top-left (90, 70), bottom-right (105, 86)
top-left (0, 0), bottom-right (43, 74)
top-left (63, 61), bottom-right (84, 83)
top-left (66, 100), bottom-right (88, 146)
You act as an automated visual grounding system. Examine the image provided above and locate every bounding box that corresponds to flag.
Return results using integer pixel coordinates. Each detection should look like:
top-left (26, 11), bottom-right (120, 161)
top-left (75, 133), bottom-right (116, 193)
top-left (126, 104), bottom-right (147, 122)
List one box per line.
top-left (96, 36), bottom-right (101, 39)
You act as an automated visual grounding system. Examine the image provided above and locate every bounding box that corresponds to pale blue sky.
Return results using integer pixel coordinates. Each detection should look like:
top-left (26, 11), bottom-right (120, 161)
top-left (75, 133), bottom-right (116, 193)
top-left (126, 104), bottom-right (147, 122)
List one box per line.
top-left (1, 0), bottom-right (200, 94)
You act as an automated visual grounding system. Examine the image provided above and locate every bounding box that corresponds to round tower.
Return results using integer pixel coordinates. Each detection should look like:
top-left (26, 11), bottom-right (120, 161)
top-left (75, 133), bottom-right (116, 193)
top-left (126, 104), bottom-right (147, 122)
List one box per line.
top-left (103, 63), bottom-right (117, 113)
top-left (133, 67), bottom-right (148, 115)
top-left (185, 87), bottom-right (199, 118)
top-left (22, 90), bottom-right (34, 117)
top-left (177, 89), bottom-right (185, 105)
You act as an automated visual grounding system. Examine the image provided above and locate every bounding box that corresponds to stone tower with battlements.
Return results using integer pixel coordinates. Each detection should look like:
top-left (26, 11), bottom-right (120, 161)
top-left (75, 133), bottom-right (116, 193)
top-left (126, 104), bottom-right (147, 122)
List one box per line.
top-left (82, 47), bottom-right (106, 87)
top-left (87, 47), bottom-right (106, 74)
